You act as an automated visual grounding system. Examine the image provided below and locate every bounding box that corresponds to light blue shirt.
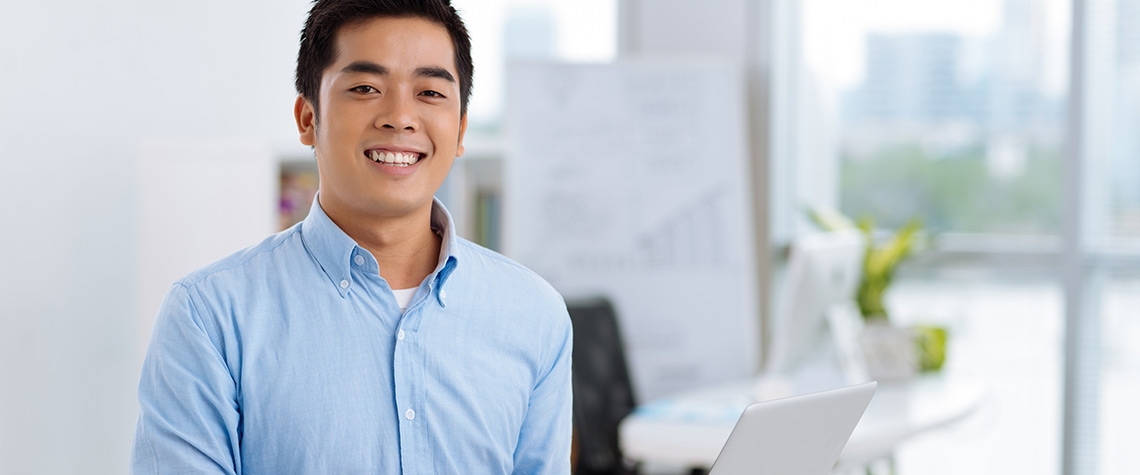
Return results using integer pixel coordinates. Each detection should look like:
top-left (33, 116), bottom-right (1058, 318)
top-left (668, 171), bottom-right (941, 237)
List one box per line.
top-left (131, 196), bottom-right (573, 474)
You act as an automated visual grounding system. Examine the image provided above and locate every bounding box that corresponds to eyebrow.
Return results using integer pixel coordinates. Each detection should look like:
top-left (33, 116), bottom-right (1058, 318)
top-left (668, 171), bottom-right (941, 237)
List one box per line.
top-left (340, 61), bottom-right (455, 83)
top-left (415, 66), bottom-right (456, 83)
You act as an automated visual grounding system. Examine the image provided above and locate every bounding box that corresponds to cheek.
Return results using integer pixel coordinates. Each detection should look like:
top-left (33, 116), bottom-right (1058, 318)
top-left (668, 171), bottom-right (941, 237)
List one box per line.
top-left (433, 121), bottom-right (463, 147)
top-left (315, 118), bottom-right (356, 153)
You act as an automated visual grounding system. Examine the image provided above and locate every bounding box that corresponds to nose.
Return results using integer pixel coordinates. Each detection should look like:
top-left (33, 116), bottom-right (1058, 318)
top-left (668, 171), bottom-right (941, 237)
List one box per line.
top-left (376, 93), bottom-right (419, 131)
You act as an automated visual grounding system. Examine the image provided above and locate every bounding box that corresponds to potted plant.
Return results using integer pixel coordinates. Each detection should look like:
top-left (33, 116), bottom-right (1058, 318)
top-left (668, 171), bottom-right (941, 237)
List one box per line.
top-left (808, 207), bottom-right (946, 375)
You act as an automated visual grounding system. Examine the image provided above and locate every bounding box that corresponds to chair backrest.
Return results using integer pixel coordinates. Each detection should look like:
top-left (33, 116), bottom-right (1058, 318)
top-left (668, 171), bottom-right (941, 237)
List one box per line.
top-left (566, 297), bottom-right (638, 475)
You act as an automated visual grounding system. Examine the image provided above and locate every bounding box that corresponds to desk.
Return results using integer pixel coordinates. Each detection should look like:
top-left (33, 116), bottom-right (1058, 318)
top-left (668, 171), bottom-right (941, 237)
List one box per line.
top-left (619, 374), bottom-right (986, 470)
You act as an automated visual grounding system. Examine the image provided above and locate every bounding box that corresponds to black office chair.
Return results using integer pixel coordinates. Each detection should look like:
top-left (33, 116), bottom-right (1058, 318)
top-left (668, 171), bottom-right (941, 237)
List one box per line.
top-left (566, 297), bottom-right (639, 475)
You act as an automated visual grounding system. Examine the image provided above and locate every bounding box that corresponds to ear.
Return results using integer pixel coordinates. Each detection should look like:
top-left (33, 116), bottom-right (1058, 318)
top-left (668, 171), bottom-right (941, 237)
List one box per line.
top-left (295, 95), bottom-right (316, 146)
top-left (455, 113), bottom-right (468, 158)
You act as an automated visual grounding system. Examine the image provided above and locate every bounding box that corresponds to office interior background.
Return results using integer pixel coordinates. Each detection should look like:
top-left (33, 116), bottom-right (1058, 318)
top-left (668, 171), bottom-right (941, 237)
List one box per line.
top-left (1, 0), bottom-right (1137, 473)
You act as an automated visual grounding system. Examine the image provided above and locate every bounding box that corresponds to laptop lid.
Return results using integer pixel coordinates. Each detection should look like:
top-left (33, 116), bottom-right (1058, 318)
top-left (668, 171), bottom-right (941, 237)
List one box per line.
top-left (708, 381), bottom-right (877, 475)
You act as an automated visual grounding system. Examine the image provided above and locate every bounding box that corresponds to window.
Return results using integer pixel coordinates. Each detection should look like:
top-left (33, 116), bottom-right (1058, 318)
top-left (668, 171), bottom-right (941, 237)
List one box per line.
top-left (1068, 0), bottom-right (1140, 473)
top-left (798, 0), bottom-right (1140, 473)
top-left (803, 0), bottom-right (1070, 236)
top-left (797, 1), bottom-right (1072, 473)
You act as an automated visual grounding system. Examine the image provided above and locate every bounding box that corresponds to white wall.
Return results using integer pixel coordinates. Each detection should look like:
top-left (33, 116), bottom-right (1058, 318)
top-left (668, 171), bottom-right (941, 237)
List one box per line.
top-left (0, 1), bottom-right (310, 473)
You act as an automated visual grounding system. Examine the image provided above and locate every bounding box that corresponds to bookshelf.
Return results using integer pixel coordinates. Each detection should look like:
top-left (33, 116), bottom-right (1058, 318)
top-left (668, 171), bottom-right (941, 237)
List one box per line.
top-left (445, 135), bottom-right (505, 251)
top-left (277, 157), bottom-right (319, 230)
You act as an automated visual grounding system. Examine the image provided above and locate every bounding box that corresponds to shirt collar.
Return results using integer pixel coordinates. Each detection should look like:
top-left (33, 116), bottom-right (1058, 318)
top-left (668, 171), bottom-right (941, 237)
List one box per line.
top-left (429, 196), bottom-right (461, 288)
top-left (300, 194), bottom-right (460, 297)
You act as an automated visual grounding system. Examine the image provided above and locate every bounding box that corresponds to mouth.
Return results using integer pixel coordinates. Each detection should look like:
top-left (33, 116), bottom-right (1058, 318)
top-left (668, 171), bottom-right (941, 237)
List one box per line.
top-left (365, 149), bottom-right (425, 168)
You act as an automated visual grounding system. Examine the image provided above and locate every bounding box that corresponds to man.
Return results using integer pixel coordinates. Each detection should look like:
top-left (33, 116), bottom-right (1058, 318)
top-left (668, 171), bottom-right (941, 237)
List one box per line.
top-left (130, 1), bottom-right (573, 473)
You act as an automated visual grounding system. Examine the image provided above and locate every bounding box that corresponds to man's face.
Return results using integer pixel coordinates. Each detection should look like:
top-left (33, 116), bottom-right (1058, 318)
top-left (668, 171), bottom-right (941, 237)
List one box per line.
top-left (295, 16), bottom-right (466, 221)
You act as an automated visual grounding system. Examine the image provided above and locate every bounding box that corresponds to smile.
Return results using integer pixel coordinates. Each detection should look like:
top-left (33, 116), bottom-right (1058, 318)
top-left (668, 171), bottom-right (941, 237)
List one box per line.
top-left (366, 149), bottom-right (423, 167)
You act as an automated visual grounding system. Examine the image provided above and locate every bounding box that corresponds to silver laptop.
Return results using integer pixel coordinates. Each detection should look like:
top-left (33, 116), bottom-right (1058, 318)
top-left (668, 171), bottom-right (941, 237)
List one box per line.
top-left (708, 381), bottom-right (877, 475)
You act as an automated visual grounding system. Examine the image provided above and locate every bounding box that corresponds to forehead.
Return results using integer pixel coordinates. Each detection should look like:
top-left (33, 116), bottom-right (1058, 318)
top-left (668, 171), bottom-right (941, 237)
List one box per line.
top-left (330, 16), bottom-right (457, 74)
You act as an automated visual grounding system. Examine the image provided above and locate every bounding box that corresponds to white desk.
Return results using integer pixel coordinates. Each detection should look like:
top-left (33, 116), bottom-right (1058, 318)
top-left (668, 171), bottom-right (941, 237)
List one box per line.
top-left (619, 374), bottom-right (986, 470)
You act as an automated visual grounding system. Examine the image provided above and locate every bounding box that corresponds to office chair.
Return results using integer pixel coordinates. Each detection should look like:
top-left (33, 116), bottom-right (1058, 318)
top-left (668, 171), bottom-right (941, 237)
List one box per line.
top-left (566, 297), bottom-right (639, 475)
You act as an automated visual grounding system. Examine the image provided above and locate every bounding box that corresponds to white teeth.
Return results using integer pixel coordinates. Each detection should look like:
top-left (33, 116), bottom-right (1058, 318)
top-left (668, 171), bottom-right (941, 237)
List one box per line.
top-left (367, 150), bottom-right (420, 166)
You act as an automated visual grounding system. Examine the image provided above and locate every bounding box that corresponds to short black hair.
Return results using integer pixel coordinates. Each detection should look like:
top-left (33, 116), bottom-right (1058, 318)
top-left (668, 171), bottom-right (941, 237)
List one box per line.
top-left (295, 0), bottom-right (473, 119)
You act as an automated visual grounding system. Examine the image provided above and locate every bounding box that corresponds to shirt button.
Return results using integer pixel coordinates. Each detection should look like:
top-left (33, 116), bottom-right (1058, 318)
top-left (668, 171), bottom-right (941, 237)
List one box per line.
top-left (397, 329), bottom-right (406, 341)
top-left (439, 289), bottom-right (447, 299)
top-left (353, 255), bottom-right (364, 266)
top-left (405, 409), bottom-right (416, 420)
top-left (340, 279), bottom-right (349, 289)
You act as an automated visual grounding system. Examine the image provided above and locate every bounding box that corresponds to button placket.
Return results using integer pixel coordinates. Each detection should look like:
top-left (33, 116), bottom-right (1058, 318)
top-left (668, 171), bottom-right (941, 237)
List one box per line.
top-left (393, 308), bottom-right (422, 472)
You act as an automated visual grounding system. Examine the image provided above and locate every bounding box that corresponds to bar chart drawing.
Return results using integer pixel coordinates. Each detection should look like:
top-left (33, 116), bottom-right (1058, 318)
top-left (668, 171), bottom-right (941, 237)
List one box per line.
top-left (506, 60), bottom-right (760, 399)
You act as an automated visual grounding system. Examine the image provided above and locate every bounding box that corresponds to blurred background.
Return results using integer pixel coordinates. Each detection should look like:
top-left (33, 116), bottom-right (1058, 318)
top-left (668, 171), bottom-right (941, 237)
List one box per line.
top-left (1, 0), bottom-right (1137, 474)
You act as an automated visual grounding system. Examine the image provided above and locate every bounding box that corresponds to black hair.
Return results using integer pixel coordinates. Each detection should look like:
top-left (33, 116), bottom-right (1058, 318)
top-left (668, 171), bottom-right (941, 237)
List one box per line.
top-left (295, 0), bottom-right (473, 119)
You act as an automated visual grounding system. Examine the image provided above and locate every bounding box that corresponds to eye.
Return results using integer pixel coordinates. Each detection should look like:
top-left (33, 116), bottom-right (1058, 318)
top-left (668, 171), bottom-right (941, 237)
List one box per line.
top-left (351, 85), bottom-right (377, 94)
top-left (420, 90), bottom-right (446, 98)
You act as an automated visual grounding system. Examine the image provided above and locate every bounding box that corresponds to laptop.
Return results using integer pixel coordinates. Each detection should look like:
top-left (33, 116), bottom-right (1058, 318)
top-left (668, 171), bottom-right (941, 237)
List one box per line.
top-left (707, 381), bottom-right (878, 475)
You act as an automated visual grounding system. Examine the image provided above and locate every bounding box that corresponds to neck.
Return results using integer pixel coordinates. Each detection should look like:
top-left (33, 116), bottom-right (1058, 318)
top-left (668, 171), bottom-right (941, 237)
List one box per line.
top-left (320, 197), bottom-right (443, 290)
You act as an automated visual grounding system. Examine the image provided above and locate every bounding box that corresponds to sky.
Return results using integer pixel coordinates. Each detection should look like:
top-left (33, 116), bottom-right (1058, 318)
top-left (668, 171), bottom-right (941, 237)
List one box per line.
top-left (803, 0), bottom-right (1071, 95)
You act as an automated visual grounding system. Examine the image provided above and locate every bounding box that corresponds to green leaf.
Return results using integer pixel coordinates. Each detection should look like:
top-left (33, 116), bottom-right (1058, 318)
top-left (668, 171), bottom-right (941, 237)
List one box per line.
top-left (807, 206), bottom-right (857, 232)
top-left (914, 325), bottom-right (948, 372)
top-left (803, 208), bottom-right (928, 322)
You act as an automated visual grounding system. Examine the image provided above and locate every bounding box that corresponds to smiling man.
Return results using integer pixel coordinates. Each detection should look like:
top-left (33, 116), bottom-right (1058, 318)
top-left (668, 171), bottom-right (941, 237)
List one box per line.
top-left (130, 1), bottom-right (573, 473)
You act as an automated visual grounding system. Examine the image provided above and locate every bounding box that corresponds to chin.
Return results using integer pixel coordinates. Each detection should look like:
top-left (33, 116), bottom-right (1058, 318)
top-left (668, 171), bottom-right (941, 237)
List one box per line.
top-left (367, 196), bottom-right (431, 217)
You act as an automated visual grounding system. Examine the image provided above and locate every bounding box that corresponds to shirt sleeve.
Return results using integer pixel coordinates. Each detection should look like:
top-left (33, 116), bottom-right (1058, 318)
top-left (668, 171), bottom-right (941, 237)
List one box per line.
top-left (131, 283), bottom-right (241, 475)
top-left (512, 307), bottom-right (573, 475)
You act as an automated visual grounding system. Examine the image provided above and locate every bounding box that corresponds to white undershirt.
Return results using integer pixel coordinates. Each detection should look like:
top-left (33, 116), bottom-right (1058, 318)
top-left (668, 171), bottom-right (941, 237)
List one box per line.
top-left (392, 288), bottom-right (417, 310)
